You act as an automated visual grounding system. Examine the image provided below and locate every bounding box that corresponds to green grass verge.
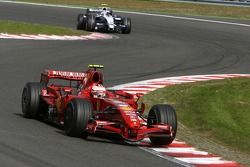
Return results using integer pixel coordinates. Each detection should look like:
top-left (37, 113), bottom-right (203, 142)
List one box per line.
top-left (141, 78), bottom-right (250, 154)
top-left (0, 19), bottom-right (88, 35)
top-left (20, 0), bottom-right (250, 19)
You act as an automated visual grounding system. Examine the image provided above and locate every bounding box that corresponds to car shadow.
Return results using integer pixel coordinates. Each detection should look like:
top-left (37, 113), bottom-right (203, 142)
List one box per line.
top-left (56, 130), bottom-right (137, 146)
top-left (14, 112), bottom-right (63, 130)
top-left (14, 113), bottom-right (26, 118)
top-left (14, 113), bottom-right (137, 146)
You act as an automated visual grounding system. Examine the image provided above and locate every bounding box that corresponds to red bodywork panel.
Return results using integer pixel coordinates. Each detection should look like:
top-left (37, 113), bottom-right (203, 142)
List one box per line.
top-left (39, 69), bottom-right (174, 142)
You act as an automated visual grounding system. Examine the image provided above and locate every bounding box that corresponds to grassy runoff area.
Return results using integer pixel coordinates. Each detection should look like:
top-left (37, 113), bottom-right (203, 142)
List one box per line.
top-left (21, 0), bottom-right (250, 19)
top-left (0, 19), bottom-right (88, 35)
top-left (142, 77), bottom-right (250, 155)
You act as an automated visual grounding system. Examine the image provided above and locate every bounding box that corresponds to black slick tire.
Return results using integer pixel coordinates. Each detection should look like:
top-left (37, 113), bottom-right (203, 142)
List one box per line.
top-left (122, 17), bottom-right (131, 34)
top-left (77, 14), bottom-right (85, 30)
top-left (147, 104), bottom-right (177, 145)
top-left (64, 98), bottom-right (93, 137)
top-left (22, 82), bottom-right (47, 119)
top-left (85, 14), bottom-right (95, 32)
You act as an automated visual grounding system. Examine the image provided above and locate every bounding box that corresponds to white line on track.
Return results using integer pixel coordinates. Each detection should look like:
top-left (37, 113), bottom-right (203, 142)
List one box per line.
top-left (1, 0), bottom-right (250, 28)
top-left (139, 147), bottom-right (192, 167)
top-left (152, 148), bottom-right (209, 154)
top-left (175, 157), bottom-right (236, 165)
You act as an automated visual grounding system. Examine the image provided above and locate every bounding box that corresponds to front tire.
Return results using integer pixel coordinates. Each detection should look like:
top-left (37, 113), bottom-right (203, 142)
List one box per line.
top-left (122, 17), bottom-right (131, 34)
top-left (85, 14), bottom-right (95, 32)
top-left (64, 99), bottom-right (93, 137)
top-left (147, 104), bottom-right (177, 145)
top-left (22, 82), bottom-right (47, 119)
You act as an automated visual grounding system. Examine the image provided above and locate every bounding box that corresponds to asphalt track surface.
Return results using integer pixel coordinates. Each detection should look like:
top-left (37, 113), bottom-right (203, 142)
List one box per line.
top-left (0, 2), bottom-right (250, 167)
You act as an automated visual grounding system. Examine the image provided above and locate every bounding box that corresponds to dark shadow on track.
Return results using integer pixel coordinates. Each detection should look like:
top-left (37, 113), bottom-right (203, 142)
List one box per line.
top-left (15, 112), bottom-right (137, 146)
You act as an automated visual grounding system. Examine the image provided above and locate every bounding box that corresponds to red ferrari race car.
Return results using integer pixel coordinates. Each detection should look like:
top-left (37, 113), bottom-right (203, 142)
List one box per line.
top-left (22, 65), bottom-right (177, 145)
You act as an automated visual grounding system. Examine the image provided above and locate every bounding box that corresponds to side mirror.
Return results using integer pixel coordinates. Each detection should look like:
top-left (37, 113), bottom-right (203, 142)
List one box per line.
top-left (137, 103), bottom-right (145, 115)
top-left (136, 93), bottom-right (144, 102)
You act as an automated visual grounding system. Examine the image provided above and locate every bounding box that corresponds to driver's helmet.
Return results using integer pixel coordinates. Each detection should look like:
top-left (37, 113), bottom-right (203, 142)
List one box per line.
top-left (91, 83), bottom-right (106, 98)
top-left (101, 7), bottom-right (107, 14)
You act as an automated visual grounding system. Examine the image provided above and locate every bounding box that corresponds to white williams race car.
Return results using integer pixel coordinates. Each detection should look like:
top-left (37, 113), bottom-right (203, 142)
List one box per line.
top-left (77, 7), bottom-right (131, 34)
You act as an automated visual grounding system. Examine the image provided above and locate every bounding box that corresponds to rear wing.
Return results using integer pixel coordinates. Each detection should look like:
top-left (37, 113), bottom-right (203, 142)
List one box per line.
top-left (40, 70), bottom-right (86, 83)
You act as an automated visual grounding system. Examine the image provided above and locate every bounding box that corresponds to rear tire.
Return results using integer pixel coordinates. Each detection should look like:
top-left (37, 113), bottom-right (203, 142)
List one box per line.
top-left (122, 17), bottom-right (131, 34)
top-left (77, 14), bottom-right (85, 30)
top-left (64, 99), bottom-right (93, 137)
top-left (85, 14), bottom-right (95, 32)
top-left (22, 82), bottom-right (47, 119)
top-left (147, 104), bottom-right (177, 145)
